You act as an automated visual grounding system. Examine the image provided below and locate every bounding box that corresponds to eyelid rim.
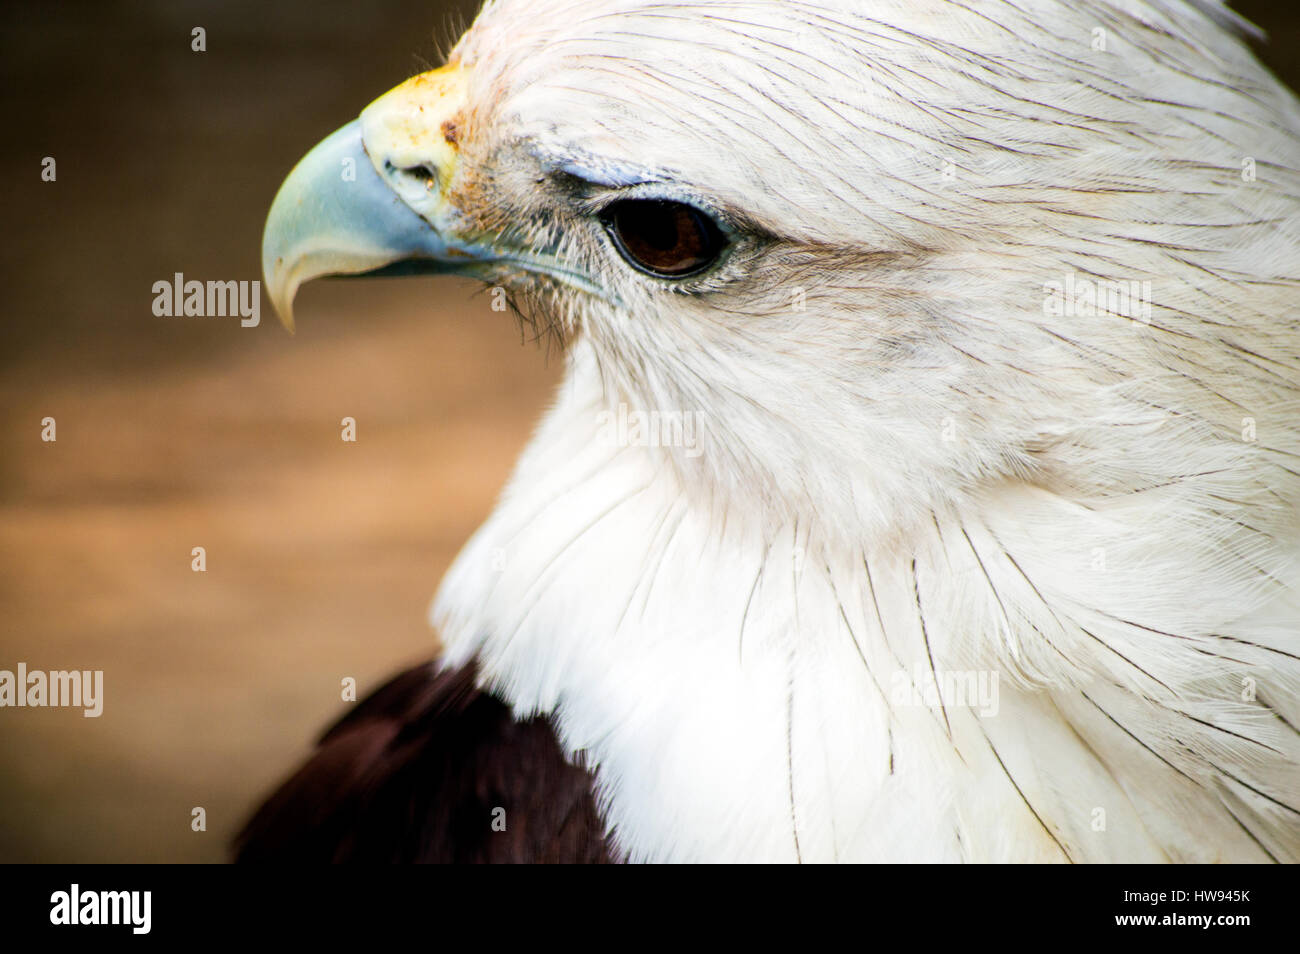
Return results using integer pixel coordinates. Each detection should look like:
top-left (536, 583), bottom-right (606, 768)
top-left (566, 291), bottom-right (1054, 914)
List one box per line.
top-left (552, 157), bottom-right (658, 189)
top-left (535, 142), bottom-right (777, 241)
top-left (576, 180), bottom-right (739, 238)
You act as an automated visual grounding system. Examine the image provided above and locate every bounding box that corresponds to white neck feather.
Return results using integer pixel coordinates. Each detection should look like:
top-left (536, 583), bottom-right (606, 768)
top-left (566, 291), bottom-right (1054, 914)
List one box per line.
top-left (433, 341), bottom-right (1299, 863)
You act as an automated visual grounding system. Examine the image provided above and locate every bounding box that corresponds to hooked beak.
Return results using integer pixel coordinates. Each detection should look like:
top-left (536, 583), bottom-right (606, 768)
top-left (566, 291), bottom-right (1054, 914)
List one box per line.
top-left (262, 64), bottom-right (478, 331)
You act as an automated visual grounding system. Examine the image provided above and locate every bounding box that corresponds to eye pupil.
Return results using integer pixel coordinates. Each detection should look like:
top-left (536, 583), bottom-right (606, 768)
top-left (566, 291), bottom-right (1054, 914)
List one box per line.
top-left (602, 199), bottom-right (725, 277)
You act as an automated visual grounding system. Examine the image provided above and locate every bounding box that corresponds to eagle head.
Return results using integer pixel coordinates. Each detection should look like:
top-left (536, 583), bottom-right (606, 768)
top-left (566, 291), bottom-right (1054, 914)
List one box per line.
top-left (265, 0), bottom-right (1299, 548)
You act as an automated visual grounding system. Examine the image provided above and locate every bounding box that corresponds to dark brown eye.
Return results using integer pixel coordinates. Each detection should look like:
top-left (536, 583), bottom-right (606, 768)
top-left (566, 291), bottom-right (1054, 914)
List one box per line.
top-left (600, 199), bottom-right (726, 278)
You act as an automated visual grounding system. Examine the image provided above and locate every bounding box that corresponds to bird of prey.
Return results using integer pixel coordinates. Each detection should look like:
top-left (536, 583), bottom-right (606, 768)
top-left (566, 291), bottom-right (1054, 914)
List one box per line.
top-left (240, 0), bottom-right (1300, 863)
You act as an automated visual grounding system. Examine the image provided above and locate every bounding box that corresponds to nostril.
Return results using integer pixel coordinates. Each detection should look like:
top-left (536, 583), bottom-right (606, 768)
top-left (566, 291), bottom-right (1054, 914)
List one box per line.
top-left (397, 163), bottom-right (438, 190)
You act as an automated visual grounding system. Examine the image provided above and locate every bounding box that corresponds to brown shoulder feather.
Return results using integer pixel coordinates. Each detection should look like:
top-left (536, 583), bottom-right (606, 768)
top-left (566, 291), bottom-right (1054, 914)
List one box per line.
top-left (233, 659), bottom-right (619, 863)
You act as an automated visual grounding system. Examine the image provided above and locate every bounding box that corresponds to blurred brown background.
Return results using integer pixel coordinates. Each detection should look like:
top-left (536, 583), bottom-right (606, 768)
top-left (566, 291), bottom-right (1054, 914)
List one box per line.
top-left (0, 0), bottom-right (1296, 863)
